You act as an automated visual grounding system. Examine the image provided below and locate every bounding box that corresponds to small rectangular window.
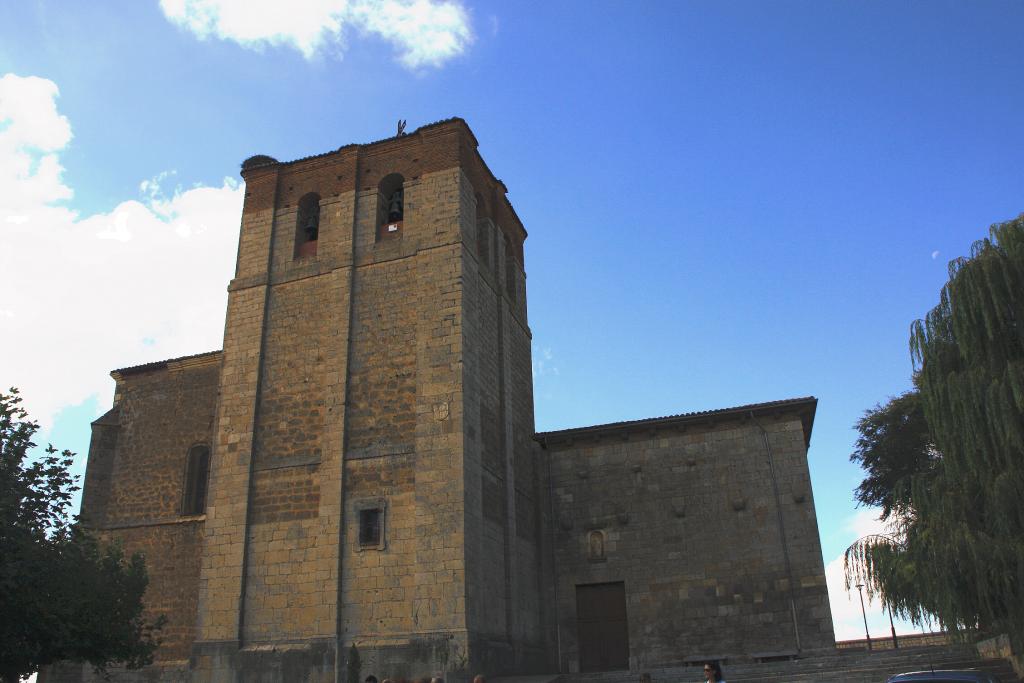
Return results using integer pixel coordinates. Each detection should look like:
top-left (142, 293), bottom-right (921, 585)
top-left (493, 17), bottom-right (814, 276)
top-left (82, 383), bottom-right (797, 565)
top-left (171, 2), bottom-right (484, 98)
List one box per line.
top-left (359, 508), bottom-right (381, 546)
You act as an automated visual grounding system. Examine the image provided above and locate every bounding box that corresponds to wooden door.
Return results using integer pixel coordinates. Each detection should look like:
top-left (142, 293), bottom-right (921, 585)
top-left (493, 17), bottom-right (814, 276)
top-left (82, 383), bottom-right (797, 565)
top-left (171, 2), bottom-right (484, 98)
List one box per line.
top-left (576, 582), bottom-right (630, 672)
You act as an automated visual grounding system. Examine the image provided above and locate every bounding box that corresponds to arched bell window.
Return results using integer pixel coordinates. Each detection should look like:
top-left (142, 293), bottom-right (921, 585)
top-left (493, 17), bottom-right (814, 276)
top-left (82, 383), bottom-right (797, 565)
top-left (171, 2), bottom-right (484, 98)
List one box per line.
top-left (376, 173), bottom-right (404, 241)
top-left (181, 444), bottom-right (210, 516)
top-left (294, 192), bottom-right (321, 258)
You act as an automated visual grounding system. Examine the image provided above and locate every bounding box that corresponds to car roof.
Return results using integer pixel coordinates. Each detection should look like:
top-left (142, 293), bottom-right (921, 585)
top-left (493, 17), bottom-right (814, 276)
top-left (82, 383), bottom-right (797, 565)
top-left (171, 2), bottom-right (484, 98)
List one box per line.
top-left (887, 670), bottom-right (997, 682)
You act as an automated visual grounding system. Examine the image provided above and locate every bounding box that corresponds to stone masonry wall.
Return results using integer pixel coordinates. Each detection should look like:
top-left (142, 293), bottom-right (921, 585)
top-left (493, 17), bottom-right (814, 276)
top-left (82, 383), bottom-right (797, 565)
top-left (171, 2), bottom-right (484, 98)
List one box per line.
top-left (545, 410), bottom-right (834, 673)
top-left (462, 221), bottom-right (509, 661)
top-left (41, 120), bottom-right (843, 682)
top-left (194, 155), bottom-right (352, 679)
top-left (242, 227), bottom-right (349, 644)
top-left (195, 183), bottom-right (275, 664)
top-left (339, 165), bottom-right (471, 681)
top-left (109, 522), bottom-right (205, 662)
top-left (194, 124), bottom-right (492, 680)
top-left (253, 278), bottom-right (330, 468)
top-left (78, 408), bottom-right (120, 528)
top-left (345, 243), bottom-right (417, 457)
top-left (50, 355), bottom-right (221, 683)
top-left (461, 169), bottom-right (550, 676)
top-left (104, 359), bottom-right (219, 527)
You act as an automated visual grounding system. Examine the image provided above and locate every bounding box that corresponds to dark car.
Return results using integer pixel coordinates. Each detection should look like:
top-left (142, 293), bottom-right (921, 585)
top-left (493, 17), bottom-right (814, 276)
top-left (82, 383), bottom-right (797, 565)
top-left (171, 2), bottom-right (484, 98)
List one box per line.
top-left (887, 670), bottom-right (1002, 683)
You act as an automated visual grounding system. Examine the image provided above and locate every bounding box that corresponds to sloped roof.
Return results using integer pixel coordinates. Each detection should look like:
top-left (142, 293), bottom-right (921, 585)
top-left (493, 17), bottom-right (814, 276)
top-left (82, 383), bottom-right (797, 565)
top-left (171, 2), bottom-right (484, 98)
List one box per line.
top-left (91, 404), bottom-right (121, 426)
top-left (535, 396), bottom-right (817, 447)
top-left (112, 350), bottom-right (222, 377)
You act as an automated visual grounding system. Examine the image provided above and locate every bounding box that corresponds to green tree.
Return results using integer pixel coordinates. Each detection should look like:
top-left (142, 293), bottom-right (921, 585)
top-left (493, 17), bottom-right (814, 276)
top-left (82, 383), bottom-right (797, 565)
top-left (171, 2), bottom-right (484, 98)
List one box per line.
top-left (0, 389), bottom-right (163, 683)
top-left (846, 215), bottom-right (1024, 642)
top-left (850, 387), bottom-right (938, 522)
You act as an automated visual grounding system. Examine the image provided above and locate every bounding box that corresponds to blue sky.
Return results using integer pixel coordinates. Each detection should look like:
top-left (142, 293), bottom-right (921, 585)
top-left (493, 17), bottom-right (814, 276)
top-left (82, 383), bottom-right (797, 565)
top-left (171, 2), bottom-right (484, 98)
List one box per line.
top-left (2, 0), bottom-right (1022, 643)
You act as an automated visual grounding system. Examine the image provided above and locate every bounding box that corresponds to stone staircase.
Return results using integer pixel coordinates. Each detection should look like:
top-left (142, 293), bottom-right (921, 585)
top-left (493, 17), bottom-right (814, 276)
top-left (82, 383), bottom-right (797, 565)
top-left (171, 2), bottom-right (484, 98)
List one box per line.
top-left (550, 644), bottom-right (1022, 683)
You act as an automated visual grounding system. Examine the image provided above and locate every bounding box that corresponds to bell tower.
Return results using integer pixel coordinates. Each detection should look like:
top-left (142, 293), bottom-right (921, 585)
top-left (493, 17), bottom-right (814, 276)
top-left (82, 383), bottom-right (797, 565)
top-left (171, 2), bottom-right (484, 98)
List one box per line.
top-left (191, 119), bottom-right (552, 681)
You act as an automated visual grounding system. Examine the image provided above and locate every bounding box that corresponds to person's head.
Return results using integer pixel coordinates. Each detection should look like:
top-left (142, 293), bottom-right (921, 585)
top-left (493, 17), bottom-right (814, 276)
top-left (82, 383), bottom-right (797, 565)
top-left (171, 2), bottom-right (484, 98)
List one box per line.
top-left (365, 677), bottom-right (378, 683)
top-left (703, 661), bottom-right (723, 682)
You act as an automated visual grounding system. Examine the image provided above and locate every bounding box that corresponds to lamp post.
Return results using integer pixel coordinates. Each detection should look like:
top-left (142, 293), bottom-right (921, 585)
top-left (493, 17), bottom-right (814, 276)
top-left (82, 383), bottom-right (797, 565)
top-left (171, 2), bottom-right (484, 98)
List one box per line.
top-left (845, 533), bottom-right (905, 653)
top-left (855, 584), bottom-right (872, 651)
top-left (887, 603), bottom-right (899, 649)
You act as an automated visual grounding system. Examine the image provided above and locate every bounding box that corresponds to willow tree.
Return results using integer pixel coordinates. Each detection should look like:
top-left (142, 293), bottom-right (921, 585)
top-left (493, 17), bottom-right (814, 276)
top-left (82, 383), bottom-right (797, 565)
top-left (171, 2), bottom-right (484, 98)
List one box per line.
top-left (846, 214), bottom-right (1024, 642)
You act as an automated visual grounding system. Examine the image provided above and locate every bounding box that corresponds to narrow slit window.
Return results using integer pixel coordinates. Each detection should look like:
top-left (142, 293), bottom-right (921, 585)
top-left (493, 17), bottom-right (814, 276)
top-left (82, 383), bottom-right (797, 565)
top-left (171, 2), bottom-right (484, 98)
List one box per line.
top-left (182, 445), bottom-right (210, 515)
top-left (504, 235), bottom-right (517, 302)
top-left (476, 193), bottom-right (489, 265)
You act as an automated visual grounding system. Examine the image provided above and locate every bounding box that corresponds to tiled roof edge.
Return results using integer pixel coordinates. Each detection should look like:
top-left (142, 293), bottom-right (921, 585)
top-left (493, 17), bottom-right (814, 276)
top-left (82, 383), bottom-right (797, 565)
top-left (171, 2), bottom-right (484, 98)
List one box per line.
top-left (111, 350), bottom-right (223, 377)
top-left (535, 396), bottom-right (817, 443)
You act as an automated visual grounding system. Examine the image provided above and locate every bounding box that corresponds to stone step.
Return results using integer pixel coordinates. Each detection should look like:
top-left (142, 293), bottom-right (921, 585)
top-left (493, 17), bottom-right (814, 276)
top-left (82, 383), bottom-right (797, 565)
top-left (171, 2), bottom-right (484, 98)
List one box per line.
top-left (724, 660), bottom-right (1019, 683)
top-left (550, 644), bottom-right (1022, 683)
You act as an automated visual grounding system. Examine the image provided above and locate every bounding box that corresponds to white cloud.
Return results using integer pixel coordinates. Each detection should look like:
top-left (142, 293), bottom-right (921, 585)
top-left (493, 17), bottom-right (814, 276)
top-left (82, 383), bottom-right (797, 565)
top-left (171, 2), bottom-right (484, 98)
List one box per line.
top-left (351, 0), bottom-right (472, 68)
top-left (845, 505), bottom-right (889, 542)
top-left (824, 508), bottom-right (930, 641)
top-left (0, 73), bottom-right (243, 429)
top-left (0, 74), bottom-right (74, 225)
top-left (159, 0), bottom-right (473, 68)
top-left (931, 250), bottom-right (940, 260)
top-left (533, 346), bottom-right (559, 378)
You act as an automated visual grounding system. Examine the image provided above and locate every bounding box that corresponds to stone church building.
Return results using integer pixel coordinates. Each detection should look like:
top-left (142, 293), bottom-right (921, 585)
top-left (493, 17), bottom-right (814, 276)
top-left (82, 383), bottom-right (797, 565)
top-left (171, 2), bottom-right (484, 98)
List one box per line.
top-left (45, 119), bottom-right (834, 681)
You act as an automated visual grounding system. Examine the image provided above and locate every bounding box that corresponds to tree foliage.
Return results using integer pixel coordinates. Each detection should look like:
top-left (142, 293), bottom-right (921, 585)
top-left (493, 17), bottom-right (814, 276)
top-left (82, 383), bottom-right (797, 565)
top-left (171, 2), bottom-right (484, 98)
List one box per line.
top-left (0, 389), bottom-right (163, 683)
top-left (846, 215), bottom-right (1024, 642)
top-left (850, 387), bottom-right (938, 521)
